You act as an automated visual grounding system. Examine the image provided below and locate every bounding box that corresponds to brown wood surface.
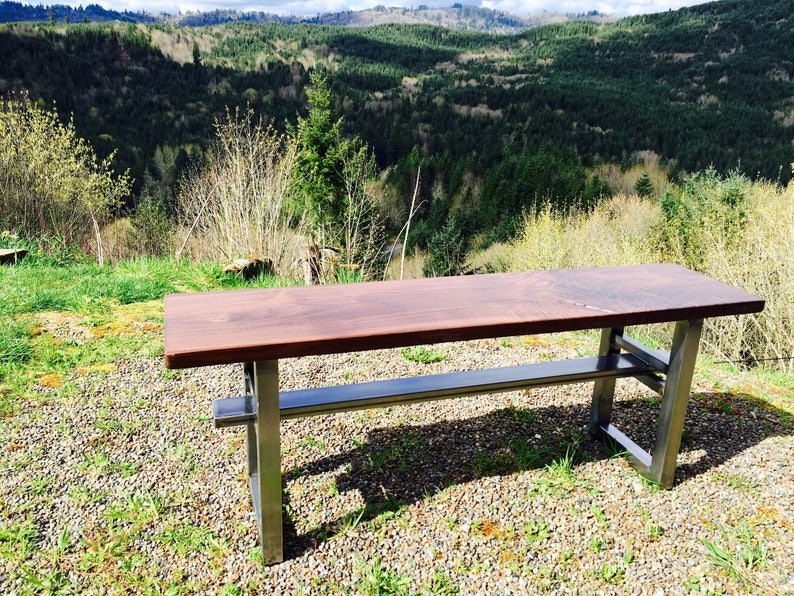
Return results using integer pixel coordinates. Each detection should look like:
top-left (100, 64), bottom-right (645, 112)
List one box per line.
top-left (164, 263), bottom-right (764, 369)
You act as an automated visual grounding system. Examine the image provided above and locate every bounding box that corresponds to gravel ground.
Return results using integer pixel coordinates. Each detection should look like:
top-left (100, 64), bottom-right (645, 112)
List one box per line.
top-left (1, 336), bottom-right (793, 594)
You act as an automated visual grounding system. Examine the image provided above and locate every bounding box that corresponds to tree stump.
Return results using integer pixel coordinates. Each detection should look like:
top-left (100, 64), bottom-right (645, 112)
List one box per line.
top-left (223, 257), bottom-right (274, 281)
top-left (302, 241), bottom-right (321, 285)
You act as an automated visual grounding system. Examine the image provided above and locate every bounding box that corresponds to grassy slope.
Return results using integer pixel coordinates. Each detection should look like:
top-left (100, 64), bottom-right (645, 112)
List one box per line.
top-left (0, 254), bottom-right (791, 594)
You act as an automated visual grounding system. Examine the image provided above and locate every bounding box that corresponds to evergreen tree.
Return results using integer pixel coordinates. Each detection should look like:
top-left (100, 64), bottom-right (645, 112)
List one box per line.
top-left (291, 73), bottom-right (385, 277)
top-left (635, 172), bottom-right (654, 198)
top-left (292, 72), bottom-right (347, 240)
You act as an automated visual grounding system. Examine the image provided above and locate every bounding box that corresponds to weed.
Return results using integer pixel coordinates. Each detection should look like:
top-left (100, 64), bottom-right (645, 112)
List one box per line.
top-left (512, 438), bottom-right (548, 471)
top-left (20, 569), bottom-right (74, 593)
top-left (401, 346), bottom-right (447, 364)
top-left (22, 476), bottom-right (52, 496)
top-left (335, 508), bottom-right (366, 535)
top-left (701, 522), bottom-right (769, 587)
top-left (683, 575), bottom-right (702, 591)
top-left (521, 520), bottom-right (550, 543)
top-left (0, 517), bottom-right (37, 559)
top-left (587, 535), bottom-right (605, 552)
top-left (647, 523), bottom-right (664, 540)
top-left (298, 435), bottom-right (326, 451)
top-left (472, 451), bottom-right (497, 477)
top-left (623, 550), bottom-right (635, 565)
top-left (421, 569), bottom-right (459, 594)
top-left (67, 483), bottom-right (108, 506)
top-left (506, 403), bottom-right (537, 426)
top-left (598, 564), bottom-right (625, 584)
top-left (711, 472), bottom-right (758, 492)
top-left (78, 449), bottom-right (112, 473)
top-left (442, 516), bottom-right (459, 530)
top-left (155, 519), bottom-right (223, 558)
top-left (356, 554), bottom-right (413, 596)
top-left (591, 505), bottom-right (609, 529)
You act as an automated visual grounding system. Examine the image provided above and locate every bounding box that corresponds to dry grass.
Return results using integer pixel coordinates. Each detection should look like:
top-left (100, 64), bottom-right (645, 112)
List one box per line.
top-left (698, 179), bottom-right (794, 369)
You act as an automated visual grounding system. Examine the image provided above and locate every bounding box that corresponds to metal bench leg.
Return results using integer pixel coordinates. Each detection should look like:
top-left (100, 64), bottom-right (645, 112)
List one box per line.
top-left (245, 360), bottom-right (283, 564)
top-left (589, 326), bottom-right (624, 436)
top-left (647, 319), bottom-right (702, 489)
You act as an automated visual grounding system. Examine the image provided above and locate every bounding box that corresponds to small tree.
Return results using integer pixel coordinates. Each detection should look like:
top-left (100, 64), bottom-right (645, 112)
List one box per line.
top-left (0, 94), bottom-right (130, 264)
top-left (634, 172), bottom-right (654, 198)
top-left (292, 72), bottom-right (346, 237)
top-left (292, 73), bottom-right (384, 278)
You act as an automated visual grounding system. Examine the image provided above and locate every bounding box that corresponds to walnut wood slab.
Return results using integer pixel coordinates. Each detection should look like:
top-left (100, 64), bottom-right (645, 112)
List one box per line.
top-left (164, 263), bottom-right (764, 369)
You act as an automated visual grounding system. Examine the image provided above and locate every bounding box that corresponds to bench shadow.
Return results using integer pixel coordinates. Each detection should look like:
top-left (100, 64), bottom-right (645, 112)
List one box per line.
top-left (280, 390), bottom-right (793, 560)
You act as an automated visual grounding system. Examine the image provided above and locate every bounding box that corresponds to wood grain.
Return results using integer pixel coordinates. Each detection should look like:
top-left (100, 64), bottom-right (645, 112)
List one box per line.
top-left (164, 263), bottom-right (764, 369)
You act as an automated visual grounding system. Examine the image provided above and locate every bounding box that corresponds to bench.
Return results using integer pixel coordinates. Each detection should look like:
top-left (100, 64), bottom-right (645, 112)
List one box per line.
top-left (0, 248), bottom-right (27, 265)
top-left (163, 263), bottom-right (764, 564)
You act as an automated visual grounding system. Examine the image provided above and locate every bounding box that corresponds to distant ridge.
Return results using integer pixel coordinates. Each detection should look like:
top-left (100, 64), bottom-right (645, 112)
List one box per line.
top-left (0, 1), bottom-right (155, 23)
top-left (0, 1), bottom-right (613, 32)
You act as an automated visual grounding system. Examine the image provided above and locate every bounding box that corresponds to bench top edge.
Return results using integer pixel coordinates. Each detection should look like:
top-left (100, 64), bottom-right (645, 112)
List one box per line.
top-left (163, 264), bottom-right (764, 368)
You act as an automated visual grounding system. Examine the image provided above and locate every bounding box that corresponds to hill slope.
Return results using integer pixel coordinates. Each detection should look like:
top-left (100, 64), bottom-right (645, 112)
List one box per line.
top-left (1, 0), bottom-right (793, 224)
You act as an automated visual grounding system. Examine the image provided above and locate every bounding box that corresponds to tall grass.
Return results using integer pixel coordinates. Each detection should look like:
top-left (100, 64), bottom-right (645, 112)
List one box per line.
top-left (503, 175), bottom-right (794, 371)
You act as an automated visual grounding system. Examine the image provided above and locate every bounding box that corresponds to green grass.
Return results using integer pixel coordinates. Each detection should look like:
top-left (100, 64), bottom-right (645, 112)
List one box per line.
top-left (401, 346), bottom-right (447, 364)
top-left (701, 522), bottom-right (770, 588)
top-left (0, 251), bottom-right (291, 417)
top-left (355, 554), bottom-right (413, 596)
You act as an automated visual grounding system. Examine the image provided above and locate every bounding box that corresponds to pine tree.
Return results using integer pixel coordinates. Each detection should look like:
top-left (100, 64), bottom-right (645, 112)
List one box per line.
top-left (292, 72), bottom-right (347, 238)
top-left (635, 172), bottom-right (654, 198)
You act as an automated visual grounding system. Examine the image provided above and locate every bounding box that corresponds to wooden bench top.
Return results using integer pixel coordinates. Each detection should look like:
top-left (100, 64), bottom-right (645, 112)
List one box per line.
top-left (164, 263), bottom-right (764, 369)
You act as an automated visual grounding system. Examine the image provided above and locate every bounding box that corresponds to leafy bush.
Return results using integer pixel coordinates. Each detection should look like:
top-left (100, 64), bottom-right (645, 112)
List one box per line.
top-left (504, 168), bottom-right (794, 370)
top-left (659, 168), bottom-right (750, 270)
top-left (0, 94), bottom-right (131, 265)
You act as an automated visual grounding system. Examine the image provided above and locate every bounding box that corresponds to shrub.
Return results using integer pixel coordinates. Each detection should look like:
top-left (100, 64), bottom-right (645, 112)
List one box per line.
top-left (504, 168), bottom-right (794, 371)
top-left (658, 168), bottom-right (750, 270)
top-left (0, 94), bottom-right (131, 265)
top-left (174, 107), bottom-right (305, 276)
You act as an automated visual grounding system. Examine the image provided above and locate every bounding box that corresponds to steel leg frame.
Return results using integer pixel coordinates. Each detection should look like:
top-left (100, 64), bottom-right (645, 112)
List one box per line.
top-left (244, 360), bottom-right (283, 564)
top-left (589, 320), bottom-right (703, 489)
top-left (237, 321), bottom-right (703, 564)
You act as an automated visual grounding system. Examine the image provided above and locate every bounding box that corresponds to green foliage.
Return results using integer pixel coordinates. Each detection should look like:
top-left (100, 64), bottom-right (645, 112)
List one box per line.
top-left (476, 142), bottom-right (589, 243)
top-left (401, 346), bottom-right (447, 364)
top-left (0, 93), bottom-right (131, 264)
top-left (422, 212), bottom-right (470, 277)
top-left (634, 172), bottom-right (654, 198)
top-left (292, 72), bottom-right (385, 278)
top-left (355, 554), bottom-right (413, 596)
top-left (659, 168), bottom-right (750, 269)
top-left (0, 318), bottom-right (34, 366)
top-left (129, 194), bottom-right (174, 257)
top-left (292, 72), bottom-right (347, 234)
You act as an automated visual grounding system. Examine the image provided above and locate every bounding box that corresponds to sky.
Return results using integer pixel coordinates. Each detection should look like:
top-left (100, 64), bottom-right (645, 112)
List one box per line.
top-left (48, 0), bottom-right (713, 19)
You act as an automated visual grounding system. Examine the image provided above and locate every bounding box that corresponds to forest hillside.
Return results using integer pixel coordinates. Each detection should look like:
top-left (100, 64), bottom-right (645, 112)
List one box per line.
top-left (1, 0), bottom-right (792, 237)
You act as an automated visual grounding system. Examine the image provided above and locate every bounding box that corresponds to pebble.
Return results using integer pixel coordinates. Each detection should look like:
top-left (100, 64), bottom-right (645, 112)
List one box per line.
top-left (1, 338), bottom-right (792, 594)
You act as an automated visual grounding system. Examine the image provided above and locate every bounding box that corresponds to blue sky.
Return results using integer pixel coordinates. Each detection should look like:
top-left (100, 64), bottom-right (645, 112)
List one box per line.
top-left (50, 0), bottom-right (712, 18)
